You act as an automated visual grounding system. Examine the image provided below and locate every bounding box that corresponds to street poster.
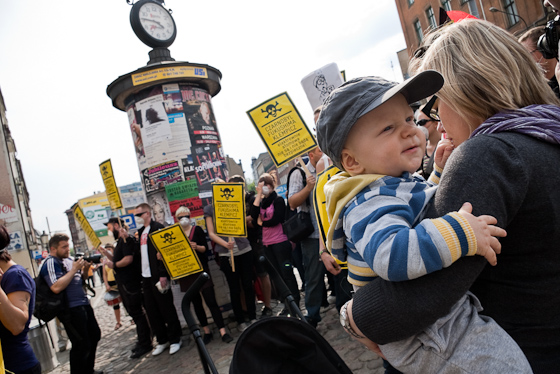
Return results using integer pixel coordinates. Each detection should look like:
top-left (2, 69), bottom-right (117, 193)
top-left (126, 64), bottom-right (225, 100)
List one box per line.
top-left (247, 92), bottom-right (317, 167)
top-left (212, 183), bottom-right (246, 237)
top-left (99, 159), bottom-right (123, 210)
top-left (72, 203), bottom-right (102, 249)
top-left (313, 165), bottom-right (346, 268)
top-left (142, 160), bottom-right (183, 193)
top-left (165, 179), bottom-right (203, 221)
top-left (148, 223), bottom-right (202, 280)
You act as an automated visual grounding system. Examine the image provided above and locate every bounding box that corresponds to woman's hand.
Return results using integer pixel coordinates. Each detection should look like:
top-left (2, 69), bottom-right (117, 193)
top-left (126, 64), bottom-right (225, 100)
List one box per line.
top-left (256, 181), bottom-right (264, 195)
top-left (346, 300), bottom-right (387, 359)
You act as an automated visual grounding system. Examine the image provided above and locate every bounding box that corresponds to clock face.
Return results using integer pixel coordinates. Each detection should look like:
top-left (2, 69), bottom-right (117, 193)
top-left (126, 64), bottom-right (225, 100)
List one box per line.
top-left (139, 2), bottom-right (175, 41)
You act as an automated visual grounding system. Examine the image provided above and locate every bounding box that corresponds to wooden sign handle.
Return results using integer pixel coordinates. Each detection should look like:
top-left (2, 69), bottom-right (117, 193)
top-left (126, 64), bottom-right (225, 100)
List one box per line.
top-left (229, 237), bottom-right (235, 272)
top-left (297, 156), bottom-right (312, 177)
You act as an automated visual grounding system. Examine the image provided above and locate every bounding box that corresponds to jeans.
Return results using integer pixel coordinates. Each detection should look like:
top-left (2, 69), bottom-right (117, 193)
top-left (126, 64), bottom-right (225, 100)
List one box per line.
top-left (118, 280), bottom-right (152, 348)
top-left (300, 237), bottom-right (325, 323)
top-left (63, 305), bottom-right (101, 374)
top-left (219, 250), bottom-right (256, 323)
top-left (264, 240), bottom-right (300, 306)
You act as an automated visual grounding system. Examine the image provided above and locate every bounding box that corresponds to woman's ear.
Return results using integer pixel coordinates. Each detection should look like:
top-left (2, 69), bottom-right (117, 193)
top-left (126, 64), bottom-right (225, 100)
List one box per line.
top-left (341, 149), bottom-right (363, 176)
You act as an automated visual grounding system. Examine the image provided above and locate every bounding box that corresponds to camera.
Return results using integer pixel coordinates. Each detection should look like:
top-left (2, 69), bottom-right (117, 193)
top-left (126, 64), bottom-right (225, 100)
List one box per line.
top-left (74, 253), bottom-right (102, 264)
top-left (538, 16), bottom-right (560, 60)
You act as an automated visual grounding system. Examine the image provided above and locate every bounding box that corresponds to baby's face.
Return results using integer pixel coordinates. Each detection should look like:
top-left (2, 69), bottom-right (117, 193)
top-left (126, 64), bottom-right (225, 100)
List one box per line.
top-left (342, 94), bottom-right (425, 177)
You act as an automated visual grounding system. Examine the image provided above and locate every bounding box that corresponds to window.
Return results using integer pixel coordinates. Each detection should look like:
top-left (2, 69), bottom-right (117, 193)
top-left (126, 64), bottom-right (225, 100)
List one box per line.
top-left (441, 0), bottom-right (451, 11)
top-left (502, 0), bottom-right (520, 27)
top-left (414, 19), bottom-right (423, 43)
top-left (466, 0), bottom-right (479, 18)
top-left (426, 6), bottom-right (437, 29)
top-left (408, 0), bottom-right (415, 6)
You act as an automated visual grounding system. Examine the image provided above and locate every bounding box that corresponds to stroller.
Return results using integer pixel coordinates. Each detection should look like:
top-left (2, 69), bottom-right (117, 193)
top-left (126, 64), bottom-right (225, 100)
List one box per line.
top-left (182, 256), bottom-right (353, 374)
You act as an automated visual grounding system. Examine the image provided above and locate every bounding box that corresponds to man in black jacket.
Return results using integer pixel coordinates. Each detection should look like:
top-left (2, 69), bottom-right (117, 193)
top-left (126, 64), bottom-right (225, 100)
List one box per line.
top-left (102, 217), bottom-right (152, 358)
top-left (134, 203), bottom-right (182, 356)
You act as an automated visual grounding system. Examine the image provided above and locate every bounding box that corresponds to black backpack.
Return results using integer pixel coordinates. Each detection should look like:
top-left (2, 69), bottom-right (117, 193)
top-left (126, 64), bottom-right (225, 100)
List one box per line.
top-left (34, 259), bottom-right (68, 323)
top-left (282, 166), bottom-right (315, 242)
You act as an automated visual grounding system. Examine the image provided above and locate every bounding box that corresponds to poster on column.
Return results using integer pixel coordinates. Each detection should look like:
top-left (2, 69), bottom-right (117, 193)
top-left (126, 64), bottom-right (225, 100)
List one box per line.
top-left (192, 144), bottom-right (227, 193)
top-left (181, 86), bottom-right (221, 145)
top-left (99, 159), bottom-right (123, 210)
top-left (165, 179), bottom-right (203, 221)
top-left (247, 92), bottom-right (317, 167)
top-left (72, 203), bottom-right (102, 248)
top-left (146, 189), bottom-right (173, 227)
top-left (149, 223), bottom-right (202, 280)
top-left (212, 183), bottom-right (246, 237)
top-left (142, 160), bottom-right (183, 193)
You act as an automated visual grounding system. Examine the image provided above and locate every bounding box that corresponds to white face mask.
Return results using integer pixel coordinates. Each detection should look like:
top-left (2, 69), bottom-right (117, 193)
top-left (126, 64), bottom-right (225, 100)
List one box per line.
top-left (107, 230), bottom-right (114, 238)
top-left (179, 217), bottom-right (190, 227)
top-left (135, 217), bottom-right (144, 227)
top-left (262, 186), bottom-right (271, 196)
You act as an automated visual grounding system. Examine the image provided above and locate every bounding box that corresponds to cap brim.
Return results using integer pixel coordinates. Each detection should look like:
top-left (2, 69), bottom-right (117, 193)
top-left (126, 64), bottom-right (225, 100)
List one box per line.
top-left (359, 70), bottom-right (444, 117)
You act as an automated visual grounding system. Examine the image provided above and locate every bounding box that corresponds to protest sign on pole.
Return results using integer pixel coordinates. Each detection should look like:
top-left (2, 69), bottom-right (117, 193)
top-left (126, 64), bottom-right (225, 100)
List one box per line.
top-left (211, 183), bottom-right (246, 238)
top-left (247, 92), bottom-right (317, 167)
top-left (149, 223), bottom-right (203, 280)
top-left (99, 159), bottom-right (123, 210)
top-left (72, 203), bottom-right (102, 249)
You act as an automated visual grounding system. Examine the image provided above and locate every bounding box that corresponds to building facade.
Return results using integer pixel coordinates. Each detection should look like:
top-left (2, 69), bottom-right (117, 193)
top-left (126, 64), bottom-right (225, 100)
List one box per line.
top-left (395, 0), bottom-right (551, 76)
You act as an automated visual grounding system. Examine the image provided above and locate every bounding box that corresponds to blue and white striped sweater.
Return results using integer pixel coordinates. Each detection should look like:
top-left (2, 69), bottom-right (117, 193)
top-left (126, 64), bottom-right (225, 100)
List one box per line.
top-left (327, 172), bottom-right (475, 286)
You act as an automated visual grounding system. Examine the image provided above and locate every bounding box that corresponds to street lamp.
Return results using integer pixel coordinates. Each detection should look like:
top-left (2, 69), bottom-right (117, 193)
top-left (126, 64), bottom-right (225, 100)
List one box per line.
top-left (489, 7), bottom-right (529, 29)
top-left (40, 231), bottom-right (49, 251)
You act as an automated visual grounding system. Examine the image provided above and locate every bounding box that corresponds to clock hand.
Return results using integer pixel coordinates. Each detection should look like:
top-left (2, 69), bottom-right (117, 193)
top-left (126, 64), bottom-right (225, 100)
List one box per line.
top-left (141, 18), bottom-right (164, 28)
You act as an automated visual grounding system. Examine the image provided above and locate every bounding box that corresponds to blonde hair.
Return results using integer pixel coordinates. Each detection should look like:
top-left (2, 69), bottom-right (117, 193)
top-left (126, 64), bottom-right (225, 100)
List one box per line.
top-left (258, 173), bottom-right (276, 188)
top-left (410, 19), bottom-right (560, 128)
top-left (175, 206), bottom-right (191, 219)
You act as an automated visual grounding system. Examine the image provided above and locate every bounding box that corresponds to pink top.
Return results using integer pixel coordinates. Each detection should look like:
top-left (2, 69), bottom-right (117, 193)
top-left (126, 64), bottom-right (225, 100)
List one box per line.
top-left (261, 204), bottom-right (288, 246)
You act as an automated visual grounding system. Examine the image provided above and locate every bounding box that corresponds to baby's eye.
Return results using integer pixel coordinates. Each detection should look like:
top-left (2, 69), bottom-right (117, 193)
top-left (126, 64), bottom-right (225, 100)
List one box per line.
top-left (382, 125), bottom-right (393, 132)
top-left (406, 116), bottom-right (415, 123)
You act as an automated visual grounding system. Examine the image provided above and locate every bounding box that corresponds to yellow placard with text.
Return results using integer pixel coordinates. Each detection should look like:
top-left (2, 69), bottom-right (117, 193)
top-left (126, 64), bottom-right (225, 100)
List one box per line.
top-left (247, 92), bottom-right (317, 167)
top-left (149, 224), bottom-right (203, 280)
top-left (72, 204), bottom-right (102, 249)
top-left (313, 165), bottom-right (346, 267)
top-left (212, 183), bottom-right (246, 237)
top-left (99, 159), bottom-right (123, 210)
top-left (132, 66), bottom-right (208, 86)
top-left (0, 338), bottom-right (4, 374)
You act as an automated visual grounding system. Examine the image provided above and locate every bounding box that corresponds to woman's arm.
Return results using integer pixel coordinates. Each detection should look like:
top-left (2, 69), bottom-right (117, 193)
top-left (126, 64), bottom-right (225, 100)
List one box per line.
top-left (0, 288), bottom-right (31, 335)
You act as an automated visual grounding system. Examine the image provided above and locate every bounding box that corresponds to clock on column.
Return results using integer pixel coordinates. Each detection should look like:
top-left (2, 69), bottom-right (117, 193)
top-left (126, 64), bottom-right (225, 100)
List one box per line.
top-left (130, 0), bottom-right (177, 48)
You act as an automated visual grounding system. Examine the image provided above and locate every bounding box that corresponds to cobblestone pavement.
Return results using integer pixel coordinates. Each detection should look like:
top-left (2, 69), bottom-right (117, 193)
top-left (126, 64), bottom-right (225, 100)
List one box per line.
top-left (45, 281), bottom-right (384, 374)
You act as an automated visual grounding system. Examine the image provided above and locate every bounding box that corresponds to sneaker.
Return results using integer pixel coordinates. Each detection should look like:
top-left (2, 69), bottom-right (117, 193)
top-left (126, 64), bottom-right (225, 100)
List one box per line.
top-left (238, 322), bottom-right (251, 332)
top-left (169, 340), bottom-right (182, 355)
top-left (202, 332), bottom-right (213, 345)
top-left (277, 308), bottom-right (291, 317)
top-left (221, 333), bottom-right (233, 343)
top-left (260, 306), bottom-right (273, 318)
top-left (152, 342), bottom-right (170, 356)
top-left (130, 345), bottom-right (152, 359)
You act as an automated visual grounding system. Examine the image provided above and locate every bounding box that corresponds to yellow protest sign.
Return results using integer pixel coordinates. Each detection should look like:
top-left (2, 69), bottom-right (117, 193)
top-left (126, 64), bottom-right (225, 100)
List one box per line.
top-left (99, 159), bottom-right (123, 210)
top-left (72, 204), bottom-right (102, 249)
top-left (313, 165), bottom-right (346, 267)
top-left (0, 338), bottom-right (4, 374)
top-left (149, 223), bottom-right (203, 280)
top-left (212, 183), bottom-right (246, 237)
top-left (247, 92), bottom-right (317, 167)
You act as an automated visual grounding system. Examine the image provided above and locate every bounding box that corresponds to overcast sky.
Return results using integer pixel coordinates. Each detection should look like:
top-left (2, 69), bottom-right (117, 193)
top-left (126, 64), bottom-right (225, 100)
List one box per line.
top-left (0, 0), bottom-right (406, 239)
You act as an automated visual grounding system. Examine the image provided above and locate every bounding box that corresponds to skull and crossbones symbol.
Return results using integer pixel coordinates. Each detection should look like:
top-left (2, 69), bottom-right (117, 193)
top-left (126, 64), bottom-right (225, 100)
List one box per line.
top-left (161, 232), bottom-right (176, 244)
top-left (262, 101), bottom-right (282, 119)
top-left (220, 187), bottom-right (234, 200)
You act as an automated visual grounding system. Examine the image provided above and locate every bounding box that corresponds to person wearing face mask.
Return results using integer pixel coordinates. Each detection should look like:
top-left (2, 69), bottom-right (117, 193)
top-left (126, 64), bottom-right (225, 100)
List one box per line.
top-left (101, 218), bottom-right (152, 359)
top-left (251, 173), bottom-right (300, 315)
top-left (175, 207), bottom-right (233, 344)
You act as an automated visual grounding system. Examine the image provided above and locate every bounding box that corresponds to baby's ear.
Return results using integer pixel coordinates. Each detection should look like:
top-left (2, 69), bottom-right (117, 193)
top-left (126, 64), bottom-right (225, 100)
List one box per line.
top-left (340, 149), bottom-right (363, 176)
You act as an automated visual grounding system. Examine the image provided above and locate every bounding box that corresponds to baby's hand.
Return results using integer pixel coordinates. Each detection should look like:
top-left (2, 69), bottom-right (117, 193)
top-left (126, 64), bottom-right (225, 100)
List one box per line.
top-left (457, 202), bottom-right (506, 266)
top-left (434, 139), bottom-right (454, 169)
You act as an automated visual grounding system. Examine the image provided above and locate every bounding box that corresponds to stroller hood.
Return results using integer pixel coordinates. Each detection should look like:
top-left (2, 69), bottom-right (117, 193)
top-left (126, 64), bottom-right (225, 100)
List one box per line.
top-left (229, 316), bottom-right (352, 374)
